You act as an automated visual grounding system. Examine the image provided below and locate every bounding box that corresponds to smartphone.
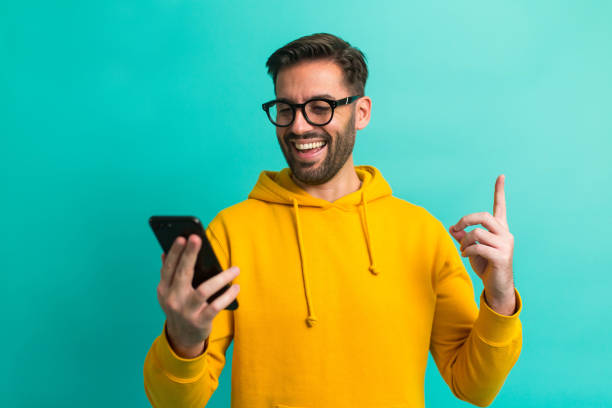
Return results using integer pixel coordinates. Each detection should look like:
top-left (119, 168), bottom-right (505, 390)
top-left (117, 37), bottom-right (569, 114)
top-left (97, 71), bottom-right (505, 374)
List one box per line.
top-left (149, 215), bottom-right (238, 310)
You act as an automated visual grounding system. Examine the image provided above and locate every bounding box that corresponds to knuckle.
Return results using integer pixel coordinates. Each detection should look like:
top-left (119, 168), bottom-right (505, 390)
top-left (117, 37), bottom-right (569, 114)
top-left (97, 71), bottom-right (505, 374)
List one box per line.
top-left (207, 303), bottom-right (221, 314)
top-left (165, 297), bottom-right (181, 313)
top-left (181, 266), bottom-right (195, 278)
top-left (196, 285), bottom-right (211, 300)
top-left (199, 307), bottom-right (213, 320)
top-left (175, 257), bottom-right (192, 275)
top-left (186, 310), bottom-right (200, 324)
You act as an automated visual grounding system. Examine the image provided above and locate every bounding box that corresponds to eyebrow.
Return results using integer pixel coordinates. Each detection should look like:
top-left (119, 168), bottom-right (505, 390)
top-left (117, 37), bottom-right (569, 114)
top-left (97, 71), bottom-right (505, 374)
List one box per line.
top-left (276, 93), bottom-right (336, 102)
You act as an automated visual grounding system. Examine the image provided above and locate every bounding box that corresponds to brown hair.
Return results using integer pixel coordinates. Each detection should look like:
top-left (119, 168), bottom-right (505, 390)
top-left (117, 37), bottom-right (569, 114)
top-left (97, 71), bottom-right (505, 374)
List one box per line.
top-left (265, 33), bottom-right (368, 95)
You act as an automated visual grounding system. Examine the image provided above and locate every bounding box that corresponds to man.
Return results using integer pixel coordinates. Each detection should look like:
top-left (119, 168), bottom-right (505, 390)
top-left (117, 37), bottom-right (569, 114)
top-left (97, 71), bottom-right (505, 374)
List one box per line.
top-left (144, 33), bottom-right (522, 408)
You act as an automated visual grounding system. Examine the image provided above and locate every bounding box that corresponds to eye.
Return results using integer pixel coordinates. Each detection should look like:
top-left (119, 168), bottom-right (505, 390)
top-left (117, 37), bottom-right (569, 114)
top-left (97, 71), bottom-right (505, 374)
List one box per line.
top-left (308, 101), bottom-right (331, 114)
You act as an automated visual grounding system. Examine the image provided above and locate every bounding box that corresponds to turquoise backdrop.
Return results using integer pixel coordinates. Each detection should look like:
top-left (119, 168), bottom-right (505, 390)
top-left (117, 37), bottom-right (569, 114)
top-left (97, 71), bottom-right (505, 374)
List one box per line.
top-left (2, 1), bottom-right (611, 407)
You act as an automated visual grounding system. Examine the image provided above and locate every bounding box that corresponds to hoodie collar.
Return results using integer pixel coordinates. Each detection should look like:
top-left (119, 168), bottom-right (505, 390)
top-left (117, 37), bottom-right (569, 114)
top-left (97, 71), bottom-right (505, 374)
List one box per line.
top-left (249, 165), bottom-right (392, 209)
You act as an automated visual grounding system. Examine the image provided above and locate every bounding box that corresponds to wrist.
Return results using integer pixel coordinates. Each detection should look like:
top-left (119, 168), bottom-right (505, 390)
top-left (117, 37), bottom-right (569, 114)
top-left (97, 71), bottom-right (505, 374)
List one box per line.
top-left (165, 324), bottom-right (208, 359)
top-left (484, 288), bottom-right (517, 316)
top-left (172, 341), bottom-right (207, 359)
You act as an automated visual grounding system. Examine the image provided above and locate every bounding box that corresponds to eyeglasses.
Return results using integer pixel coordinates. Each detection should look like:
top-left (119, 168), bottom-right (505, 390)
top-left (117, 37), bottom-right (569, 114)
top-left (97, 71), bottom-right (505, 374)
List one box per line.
top-left (262, 95), bottom-right (362, 127)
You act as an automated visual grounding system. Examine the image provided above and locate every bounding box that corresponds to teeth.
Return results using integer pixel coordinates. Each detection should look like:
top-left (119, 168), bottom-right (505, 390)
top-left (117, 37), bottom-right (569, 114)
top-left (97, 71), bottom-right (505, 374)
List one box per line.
top-left (294, 141), bottom-right (326, 150)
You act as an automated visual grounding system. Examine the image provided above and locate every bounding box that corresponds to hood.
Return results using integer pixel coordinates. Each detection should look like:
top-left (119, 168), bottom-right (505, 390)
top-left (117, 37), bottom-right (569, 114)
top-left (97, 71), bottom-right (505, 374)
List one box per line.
top-left (248, 165), bottom-right (392, 208)
top-left (247, 165), bottom-right (392, 328)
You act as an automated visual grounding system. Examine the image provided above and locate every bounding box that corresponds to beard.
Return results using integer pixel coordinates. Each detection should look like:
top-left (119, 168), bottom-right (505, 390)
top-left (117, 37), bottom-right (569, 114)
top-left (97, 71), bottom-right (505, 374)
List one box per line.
top-left (278, 112), bottom-right (356, 185)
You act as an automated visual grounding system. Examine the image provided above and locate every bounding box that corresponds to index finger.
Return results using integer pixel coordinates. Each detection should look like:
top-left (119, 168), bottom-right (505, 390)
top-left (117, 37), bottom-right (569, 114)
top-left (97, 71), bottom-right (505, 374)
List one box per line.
top-left (493, 174), bottom-right (507, 224)
top-left (160, 236), bottom-right (186, 289)
top-left (170, 234), bottom-right (202, 291)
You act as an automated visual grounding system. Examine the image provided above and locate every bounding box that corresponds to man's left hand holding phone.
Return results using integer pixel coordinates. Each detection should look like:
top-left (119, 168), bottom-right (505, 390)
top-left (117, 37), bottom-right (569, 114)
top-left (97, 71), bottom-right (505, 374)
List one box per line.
top-left (150, 215), bottom-right (240, 359)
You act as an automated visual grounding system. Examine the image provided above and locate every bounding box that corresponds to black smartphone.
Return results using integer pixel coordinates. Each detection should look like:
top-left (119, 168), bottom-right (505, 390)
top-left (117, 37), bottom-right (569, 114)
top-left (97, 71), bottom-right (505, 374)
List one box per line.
top-left (149, 215), bottom-right (238, 310)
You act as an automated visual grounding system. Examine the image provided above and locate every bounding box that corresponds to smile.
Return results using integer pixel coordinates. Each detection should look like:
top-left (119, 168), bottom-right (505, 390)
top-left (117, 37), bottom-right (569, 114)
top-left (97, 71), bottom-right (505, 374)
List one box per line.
top-left (293, 141), bottom-right (326, 150)
top-left (290, 140), bottom-right (328, 160)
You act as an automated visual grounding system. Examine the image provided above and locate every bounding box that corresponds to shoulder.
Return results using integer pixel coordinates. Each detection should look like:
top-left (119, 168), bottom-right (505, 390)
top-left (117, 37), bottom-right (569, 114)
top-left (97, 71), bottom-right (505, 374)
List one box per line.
top-left (218, 198), bottom-right (270, 218)
top-left (207, 198), bottom-right (270, 230)
top-left (383, 195), bottom-right (444, 226)
top-left (377, 195), bottom-right (450, 243)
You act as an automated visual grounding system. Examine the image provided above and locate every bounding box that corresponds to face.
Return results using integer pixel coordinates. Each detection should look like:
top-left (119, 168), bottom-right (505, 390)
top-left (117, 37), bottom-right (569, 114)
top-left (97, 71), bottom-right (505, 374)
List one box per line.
top-left (273, 59), bottom-right (361, 185)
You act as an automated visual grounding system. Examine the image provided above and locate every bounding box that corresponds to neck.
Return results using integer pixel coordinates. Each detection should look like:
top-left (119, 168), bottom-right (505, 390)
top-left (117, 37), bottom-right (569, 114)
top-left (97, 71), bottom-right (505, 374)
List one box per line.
top-left (290, 156), bottom-right (362, 202)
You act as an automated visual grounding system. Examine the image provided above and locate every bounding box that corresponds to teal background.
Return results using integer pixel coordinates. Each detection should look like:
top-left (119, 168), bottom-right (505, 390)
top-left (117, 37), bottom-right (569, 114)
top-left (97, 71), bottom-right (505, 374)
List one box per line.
top-left (2, 1), bottom-right (611, 407)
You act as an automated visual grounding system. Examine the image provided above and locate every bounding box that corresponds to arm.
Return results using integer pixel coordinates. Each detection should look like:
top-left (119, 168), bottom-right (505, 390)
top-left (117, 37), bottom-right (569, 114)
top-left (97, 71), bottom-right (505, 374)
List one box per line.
top-left (143, 311), bottom-right (233, 407)
top-left (143, 222), bottom-right (236, 407)
top-left (429, 220), bottom-right (522, 407)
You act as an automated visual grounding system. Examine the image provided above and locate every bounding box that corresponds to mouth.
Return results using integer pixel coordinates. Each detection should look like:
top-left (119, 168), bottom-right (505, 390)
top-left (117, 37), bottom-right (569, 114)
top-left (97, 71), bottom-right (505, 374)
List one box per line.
top-left (290, 140), bottom-right (328, 161)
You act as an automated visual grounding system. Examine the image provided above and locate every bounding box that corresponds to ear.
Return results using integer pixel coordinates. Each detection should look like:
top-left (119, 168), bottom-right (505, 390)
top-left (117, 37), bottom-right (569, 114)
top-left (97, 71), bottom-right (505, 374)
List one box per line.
top-left (354, 96), bottom-right (372, 131)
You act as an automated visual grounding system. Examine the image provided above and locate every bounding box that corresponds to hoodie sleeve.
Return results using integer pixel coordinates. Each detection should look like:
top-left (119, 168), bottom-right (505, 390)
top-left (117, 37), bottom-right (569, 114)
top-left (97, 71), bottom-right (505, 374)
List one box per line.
top-left (143, 219), bottom-right (235, 408)
top-left (429, 219), bottom-right (522, 407)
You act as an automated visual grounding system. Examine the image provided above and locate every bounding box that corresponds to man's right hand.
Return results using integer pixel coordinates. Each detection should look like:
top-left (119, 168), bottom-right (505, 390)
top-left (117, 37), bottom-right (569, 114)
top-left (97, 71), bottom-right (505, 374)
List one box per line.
top-left (158, 234), bottom-right (240, 359)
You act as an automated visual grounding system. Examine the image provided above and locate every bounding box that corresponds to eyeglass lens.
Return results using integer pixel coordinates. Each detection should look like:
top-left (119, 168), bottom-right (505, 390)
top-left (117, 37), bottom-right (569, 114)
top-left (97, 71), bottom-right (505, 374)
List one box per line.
top-left (269, 100), bottom-right (333, 126)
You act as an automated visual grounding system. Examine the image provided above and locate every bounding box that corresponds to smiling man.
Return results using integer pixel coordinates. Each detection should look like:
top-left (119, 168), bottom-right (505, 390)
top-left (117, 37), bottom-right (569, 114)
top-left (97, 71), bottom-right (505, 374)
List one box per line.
top-left (144, 33), bottom-right (523, 408)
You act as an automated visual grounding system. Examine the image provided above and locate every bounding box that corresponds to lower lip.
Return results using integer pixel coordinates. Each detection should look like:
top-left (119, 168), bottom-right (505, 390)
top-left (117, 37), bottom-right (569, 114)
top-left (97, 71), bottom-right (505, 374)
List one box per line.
top-left (292, 143), bottom-right (327, 160)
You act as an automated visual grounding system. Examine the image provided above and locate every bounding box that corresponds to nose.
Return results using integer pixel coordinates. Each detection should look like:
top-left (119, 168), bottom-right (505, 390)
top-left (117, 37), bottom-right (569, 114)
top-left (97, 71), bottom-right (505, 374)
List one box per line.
top-left (288, 107), bottom-right (316, 135)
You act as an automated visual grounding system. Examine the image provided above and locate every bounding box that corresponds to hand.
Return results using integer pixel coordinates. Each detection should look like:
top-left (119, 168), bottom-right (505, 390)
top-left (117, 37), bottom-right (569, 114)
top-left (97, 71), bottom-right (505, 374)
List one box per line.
top-left (449, 175), bottom-right (516, 315)
top-left (158, 234), bottom-right (240, 358)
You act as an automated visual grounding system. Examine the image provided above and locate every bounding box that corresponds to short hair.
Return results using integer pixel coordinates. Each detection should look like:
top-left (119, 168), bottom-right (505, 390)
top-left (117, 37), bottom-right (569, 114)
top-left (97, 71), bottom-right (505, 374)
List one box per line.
top-left (265, 33), bottom-right (368, 96)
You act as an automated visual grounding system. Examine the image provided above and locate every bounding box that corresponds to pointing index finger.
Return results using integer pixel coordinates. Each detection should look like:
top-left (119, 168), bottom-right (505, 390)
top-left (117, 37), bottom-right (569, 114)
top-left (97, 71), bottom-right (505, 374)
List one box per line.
top-left (493, 174), bottom-right (507, 223)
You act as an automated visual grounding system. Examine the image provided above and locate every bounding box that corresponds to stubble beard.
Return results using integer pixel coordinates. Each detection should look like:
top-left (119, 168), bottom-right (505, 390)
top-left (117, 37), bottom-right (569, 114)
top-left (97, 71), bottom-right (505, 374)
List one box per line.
top-left (279, 113), bottom-right (356, 186)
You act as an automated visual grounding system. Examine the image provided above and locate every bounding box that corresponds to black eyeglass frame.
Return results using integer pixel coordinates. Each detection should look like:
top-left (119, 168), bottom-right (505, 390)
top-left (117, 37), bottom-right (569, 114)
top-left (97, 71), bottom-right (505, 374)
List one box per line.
top-left (262, 95), bottom-right (363, 127)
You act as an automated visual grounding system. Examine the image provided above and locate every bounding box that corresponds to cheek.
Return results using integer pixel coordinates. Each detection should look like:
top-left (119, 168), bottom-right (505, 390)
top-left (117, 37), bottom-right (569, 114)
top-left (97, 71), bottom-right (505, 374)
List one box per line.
top-left (325, 122), bottom-right (344, 140)
top-left (276, 131), bottom-right (287, 147)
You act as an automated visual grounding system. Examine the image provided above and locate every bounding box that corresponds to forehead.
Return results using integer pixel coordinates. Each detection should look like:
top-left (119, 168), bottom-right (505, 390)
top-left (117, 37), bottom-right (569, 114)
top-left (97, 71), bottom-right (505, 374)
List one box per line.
top-left (275, 59), bottom-right (349, 101)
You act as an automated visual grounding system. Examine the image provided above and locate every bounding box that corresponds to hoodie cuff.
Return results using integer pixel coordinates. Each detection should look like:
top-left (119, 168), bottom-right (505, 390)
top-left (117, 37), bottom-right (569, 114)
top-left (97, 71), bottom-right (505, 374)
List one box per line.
top-left (473, 288), bottom-right (522, 346)
top-left (154, 321), bottom-right (210, 382)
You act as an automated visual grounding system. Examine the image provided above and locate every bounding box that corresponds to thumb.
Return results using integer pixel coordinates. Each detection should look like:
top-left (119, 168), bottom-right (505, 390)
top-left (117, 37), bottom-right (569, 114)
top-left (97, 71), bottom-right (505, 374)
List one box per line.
top-left (161, 253), bottom-right (166, 264)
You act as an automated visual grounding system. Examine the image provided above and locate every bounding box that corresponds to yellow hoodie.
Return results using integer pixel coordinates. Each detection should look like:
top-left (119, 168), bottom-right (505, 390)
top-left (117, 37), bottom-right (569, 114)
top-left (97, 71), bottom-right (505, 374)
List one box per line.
top-left (144, 165), bottom-right (522, 408)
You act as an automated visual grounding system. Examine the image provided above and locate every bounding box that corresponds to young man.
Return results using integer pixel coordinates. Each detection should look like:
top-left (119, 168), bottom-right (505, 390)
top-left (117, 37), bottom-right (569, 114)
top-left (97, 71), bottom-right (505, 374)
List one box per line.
top-left (144, 33), bottom-right (522, 408)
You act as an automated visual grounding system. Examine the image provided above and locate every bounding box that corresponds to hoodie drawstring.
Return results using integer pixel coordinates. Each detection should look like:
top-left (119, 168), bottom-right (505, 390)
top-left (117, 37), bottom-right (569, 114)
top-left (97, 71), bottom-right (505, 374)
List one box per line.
top-left (361, 191), bottom-right (379, 275)
top-left (291, 193), bottom-right (380, 328)
top-left (292, 198), bottom-right (319, 328)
